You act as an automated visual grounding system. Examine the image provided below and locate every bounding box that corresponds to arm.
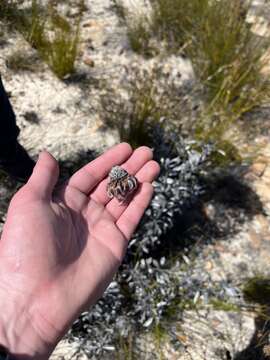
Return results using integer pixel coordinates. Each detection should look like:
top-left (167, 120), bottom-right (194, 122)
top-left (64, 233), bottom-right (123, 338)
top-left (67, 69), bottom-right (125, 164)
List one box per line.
top-left (0, 144), bottom-right (160, 359)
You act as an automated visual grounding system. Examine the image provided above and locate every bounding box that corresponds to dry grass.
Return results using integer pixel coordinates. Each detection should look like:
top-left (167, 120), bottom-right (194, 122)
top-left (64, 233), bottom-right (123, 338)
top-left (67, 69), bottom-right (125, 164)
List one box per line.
top-left (101, 79), bottom-right (160, 148)
top-left (100, 66), bottom-right (184, 148)
top-left (112, 0), bottom-right (156, 56)
top-left (127, 15), bottom-right (154, 57)
top-left (151, 0), bottom-right (209, 53)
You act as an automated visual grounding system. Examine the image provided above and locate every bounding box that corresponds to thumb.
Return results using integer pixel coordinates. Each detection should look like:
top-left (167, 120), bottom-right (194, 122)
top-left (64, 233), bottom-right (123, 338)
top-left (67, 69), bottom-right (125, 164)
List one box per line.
top-left (27, 151), bottom-right (59, 199)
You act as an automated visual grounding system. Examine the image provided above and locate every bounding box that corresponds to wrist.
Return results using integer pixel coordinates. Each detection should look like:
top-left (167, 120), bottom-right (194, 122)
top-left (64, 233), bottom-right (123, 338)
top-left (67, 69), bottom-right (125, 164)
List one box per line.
top-left (0, 289), bottom-right (53, 359)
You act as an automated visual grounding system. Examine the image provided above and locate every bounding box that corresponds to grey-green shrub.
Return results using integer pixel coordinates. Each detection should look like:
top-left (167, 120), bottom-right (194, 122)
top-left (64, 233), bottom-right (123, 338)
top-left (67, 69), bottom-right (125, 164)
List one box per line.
top-left (68, 136), bottom-right (214, 356)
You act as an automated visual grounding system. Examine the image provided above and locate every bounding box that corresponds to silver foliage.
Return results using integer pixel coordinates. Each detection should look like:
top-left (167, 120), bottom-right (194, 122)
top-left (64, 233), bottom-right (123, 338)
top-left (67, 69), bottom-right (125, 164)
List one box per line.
top-left (67, 137), bottom-right (214, 356)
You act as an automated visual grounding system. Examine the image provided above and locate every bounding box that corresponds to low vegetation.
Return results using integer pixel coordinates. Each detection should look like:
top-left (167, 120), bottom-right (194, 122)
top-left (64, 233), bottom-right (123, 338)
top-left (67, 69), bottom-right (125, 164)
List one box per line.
top-left (151, 0), bottom-right (208, 52)
top-left (0, 0), bottom-right (81, 79)
top-left (127, 15), bottom-right (154, 57)
top-left (101, 67), bottom-right (165, 148)
top-left (101, 64), bottom-right (202, 149)
top-left (113, 0), bottom-right (270, 143)
top-left (43, 17), bottom-right (80, 79)
top-left (186, 0), bottom-right (270, 137)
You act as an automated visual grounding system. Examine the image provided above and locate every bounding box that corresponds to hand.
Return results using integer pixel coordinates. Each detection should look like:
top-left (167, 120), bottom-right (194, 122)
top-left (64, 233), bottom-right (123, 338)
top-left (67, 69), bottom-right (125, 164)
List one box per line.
top-left (0, 143), bottom-right (159, 359)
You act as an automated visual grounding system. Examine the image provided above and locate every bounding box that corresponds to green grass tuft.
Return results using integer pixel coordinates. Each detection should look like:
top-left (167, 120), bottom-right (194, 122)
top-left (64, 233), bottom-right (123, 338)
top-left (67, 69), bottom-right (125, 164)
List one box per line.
top-left (210, 299), bottom-right (240, 312)
top-left (115, 333), bottom-right (136, 360)
top-left (23, 0), bottom-right (47, 49)
top-left (43, 19), bottom-right (80, 79)
top-left (113, 1), bottom-right (155, 57)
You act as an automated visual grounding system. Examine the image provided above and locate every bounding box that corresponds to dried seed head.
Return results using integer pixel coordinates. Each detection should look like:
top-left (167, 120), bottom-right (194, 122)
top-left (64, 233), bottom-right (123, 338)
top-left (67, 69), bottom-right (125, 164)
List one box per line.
top-left (109, 166), bottom-right (128, 181)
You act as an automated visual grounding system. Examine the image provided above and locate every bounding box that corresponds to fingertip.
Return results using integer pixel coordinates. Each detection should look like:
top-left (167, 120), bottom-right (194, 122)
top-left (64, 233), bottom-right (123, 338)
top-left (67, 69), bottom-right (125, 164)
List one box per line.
top-left (38, 151), bottom-right (58, 168)
top-left (135, 146), bottom-right (153, 159)
top-left (147, 160), bottom-right (161, 179)
top-left (37, 151), bottom-right (59, 180)
top-left (28, 150), bottom-right (59, 198)
top-left (119, 142), bottom-right (133, 151)
top-left (117, 142), bottom-right (133, 157)
top-left (38, 150), bottom-right (49, 160)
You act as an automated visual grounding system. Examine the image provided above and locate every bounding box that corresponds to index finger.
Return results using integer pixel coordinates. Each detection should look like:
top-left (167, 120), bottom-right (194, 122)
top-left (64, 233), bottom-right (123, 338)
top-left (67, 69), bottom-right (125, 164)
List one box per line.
top-left (67, 143), bottom-right (133, 194)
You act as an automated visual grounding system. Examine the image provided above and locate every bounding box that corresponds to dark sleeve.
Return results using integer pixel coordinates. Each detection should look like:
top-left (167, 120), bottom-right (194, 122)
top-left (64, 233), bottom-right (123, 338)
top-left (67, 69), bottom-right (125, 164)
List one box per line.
top-left (0, 76), bottom-right (20, 147)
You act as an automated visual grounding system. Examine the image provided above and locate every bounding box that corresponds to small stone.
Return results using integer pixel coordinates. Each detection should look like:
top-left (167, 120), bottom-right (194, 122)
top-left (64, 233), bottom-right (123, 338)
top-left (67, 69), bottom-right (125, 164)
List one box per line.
top-left (254, 214), bottom-right (269, 233)
top-left (250, 162), bottom-right (267, 177)
top-left (176, 333), bottom-right (188, 344)
top-left (211, 318), bottom-right (222, 328)
top-left (66, 7), bottom-right (81, 18)
top-left (248, 229), bottom-right (261, 249)
top-left (254, 183), bottom-right (270, 202)
top-left (262, 166), bottom-right (270, 181)
top-left (205, 261), bottom-right (213, 271)
top-left (214, 243), bottom-right (226, 253)
top-left (261, 249), bottom-right (270, 263)
top-left (83, 57), bottom-right (95, 67)
top-left (82, 20), bottom-right (98, 28)
top-left (263, 344), bottom-right (270, 357)
top-left (203, 203), bottom-right (216, 221)
top-left (244, 171), bottom-right (258, 182)
top-left (256, 155), bottom-right (269, 163)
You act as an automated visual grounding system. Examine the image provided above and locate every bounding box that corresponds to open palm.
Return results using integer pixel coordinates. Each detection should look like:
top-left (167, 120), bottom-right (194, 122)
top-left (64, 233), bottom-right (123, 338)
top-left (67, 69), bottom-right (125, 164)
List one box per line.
top-left (0, 143), bottom-right (159, 359)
